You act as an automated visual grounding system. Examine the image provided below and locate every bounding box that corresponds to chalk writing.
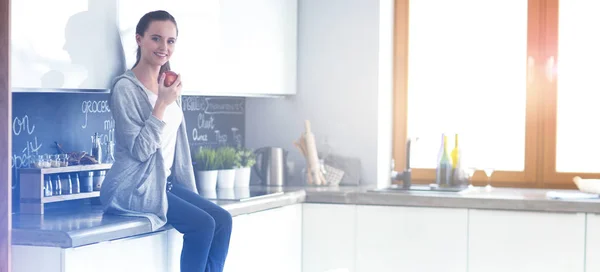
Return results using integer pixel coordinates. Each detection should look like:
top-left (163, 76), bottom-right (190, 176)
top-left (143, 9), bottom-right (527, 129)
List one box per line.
top-left (197, 113), bottom-right (215, 130)
top-left (182, 96), bottom-right (208, 112)
top-left (104, 118), bottom-right (115, 131)
top-left (192, 129), bottom-right (208, 142)
top-left (214, 130), bottom-right (228, 145)
top-left (12, 137), bottom-right (42, 170)
top-left (205, 98), bottom-right (244, 114)
top-left (81, 100), bottom-right (110, 129)
top-left (231, 127), bottom-right (242, 148)
top-left (13, 115), bottom-right (35, 136)
top-left (181, 96), bottom-right (244, 148)
top-left (12, 115), bottom-right (41, 170)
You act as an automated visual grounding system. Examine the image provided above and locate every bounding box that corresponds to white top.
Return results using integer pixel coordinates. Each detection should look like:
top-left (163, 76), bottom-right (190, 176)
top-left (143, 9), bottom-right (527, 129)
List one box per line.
top-left (144, 89), bottom-right (183, 178)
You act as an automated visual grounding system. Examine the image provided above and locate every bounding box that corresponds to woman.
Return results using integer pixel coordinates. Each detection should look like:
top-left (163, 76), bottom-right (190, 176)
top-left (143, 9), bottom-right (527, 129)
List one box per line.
top-left (100, 10), bottom-right (232, 272)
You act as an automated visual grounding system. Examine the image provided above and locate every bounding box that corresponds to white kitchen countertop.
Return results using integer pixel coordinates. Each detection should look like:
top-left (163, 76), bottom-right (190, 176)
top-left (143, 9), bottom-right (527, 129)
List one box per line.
top-left (12, 185), bottom-right (600, 248)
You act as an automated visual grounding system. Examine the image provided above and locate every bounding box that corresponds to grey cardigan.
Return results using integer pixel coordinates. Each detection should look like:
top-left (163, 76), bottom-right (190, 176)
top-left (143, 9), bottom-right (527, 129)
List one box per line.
top-left (100, 70), bottom-right (198, 231)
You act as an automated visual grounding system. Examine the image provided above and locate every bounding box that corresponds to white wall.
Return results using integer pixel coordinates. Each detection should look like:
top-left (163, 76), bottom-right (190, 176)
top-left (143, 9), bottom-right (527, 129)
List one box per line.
top-left (245, 0), bottom-right (394, 186)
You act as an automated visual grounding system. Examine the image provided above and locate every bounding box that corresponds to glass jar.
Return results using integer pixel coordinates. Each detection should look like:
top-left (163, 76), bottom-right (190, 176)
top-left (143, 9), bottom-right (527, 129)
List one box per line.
top-left (41, 154), bottom-right (51, 168)
top-left (59, 154), bottom-right (69, 167)
top-left (50, 154), bottom-right (61, 168)
top-left (43, 175), bottom-right (53, 197)
top-left (70, 172), bottom-right (80, 194)
top-left (104, 141), bottom-right (115, 164)
top-left (31, 155), bottom-right (42, 169)
top-left (51, 174), bottom-right (62, 196)
top-left (93, 170), bottom-right (106, 191)
top-left (60, 173), bottom-right (72, 195)
top-left (79, 171), bottom-right (94, 193)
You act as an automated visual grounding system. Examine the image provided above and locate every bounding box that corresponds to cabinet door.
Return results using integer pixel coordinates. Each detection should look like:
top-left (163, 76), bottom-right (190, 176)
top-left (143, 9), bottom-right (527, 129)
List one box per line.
top-left (224, 204), bottom-right (302, 272)
top-left (12, 0), bottom-right (125, 89)
top-left (167, 0), bottom-right (221, 94)
top-left (303, 204), bottom-right (356, 272)
top-left (355, 205), bottom-right (468, 272)
top-left (166, 228), bottom-right (183, 272)
top-left (586, 213), bottom-right (600, 271)
top-left (258, 204), bottom-right (302, 272)
top-left (223, 214), bottom-right (253, 272)
top-left (468, 209), bottom-right (585, 272)
top-left (118, 0), bottom-right (221, 94)
top-left (64, 231), bottom-right (168, 272)
top-left (171, 214), bottom-right (256, 272)
top-left (216, 0), bottom-right (298, 96)
top-left (12, 245), bottom-right (63, 272)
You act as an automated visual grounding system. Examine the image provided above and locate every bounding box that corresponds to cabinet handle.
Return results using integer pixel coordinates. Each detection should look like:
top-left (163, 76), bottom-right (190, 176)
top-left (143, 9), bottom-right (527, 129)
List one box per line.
top-left (546, 56), bottom-right (555, 82)
top-left (527, 56), bottom-right (535, 85)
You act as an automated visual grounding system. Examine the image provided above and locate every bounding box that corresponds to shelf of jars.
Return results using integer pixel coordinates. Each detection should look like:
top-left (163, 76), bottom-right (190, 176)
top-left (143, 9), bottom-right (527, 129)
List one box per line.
top-left (19, 151), bottom-right (113, 214)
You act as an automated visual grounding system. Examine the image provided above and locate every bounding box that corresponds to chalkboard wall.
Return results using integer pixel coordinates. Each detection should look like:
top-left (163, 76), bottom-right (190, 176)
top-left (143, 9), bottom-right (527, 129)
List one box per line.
top-left (11, 92), bottom-right (245, 211)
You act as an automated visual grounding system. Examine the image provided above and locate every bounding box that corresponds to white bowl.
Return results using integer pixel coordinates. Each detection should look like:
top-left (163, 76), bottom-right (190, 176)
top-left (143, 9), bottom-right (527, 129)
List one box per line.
top-left (573, 176), bottom-right (600, 194)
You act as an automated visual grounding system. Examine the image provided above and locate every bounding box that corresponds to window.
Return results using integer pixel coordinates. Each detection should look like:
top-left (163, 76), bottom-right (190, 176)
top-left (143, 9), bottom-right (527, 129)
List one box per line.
top-left (542, 0), bottom-right (600, 185)
top-left (393, 0), bottom-right (598, 187)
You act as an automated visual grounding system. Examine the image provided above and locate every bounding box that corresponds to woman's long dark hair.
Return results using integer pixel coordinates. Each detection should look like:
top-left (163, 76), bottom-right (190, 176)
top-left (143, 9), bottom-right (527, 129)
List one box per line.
top-left (132, 10), bottom-right (178, 75)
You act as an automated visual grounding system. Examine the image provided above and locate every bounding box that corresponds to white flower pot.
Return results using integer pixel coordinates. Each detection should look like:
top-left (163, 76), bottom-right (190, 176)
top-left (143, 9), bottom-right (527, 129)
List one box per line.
top-left (234, 167), bottom-right (251, 187)
top-left (195, 170), bottom-right (218, 191)
top-left (218, 189), bottom-right (235, 199)
top-left (217, 169), bottom-right (236, 189)
top-left (234, 187), bottom-right (251, 199)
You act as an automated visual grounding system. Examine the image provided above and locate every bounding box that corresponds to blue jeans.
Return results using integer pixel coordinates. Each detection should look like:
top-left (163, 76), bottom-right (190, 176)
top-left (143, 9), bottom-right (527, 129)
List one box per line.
top-left (167, 184), bottom-right (232, 272)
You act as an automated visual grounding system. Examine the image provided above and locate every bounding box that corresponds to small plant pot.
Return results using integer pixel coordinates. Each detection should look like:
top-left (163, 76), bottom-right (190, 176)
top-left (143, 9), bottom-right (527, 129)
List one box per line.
top-left (234, 167), bottom-right (252, 187)
top-left (217, 169), bottom-right (236, 189)
top-left (234, 187), bottom-right (251, 199)
top-left (195, 170), bottom-right (218, 191)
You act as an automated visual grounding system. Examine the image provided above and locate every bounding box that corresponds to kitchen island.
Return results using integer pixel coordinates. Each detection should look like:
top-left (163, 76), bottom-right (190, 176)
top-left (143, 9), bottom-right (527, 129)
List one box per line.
top-left (12, 186), bottom-right (600, 272)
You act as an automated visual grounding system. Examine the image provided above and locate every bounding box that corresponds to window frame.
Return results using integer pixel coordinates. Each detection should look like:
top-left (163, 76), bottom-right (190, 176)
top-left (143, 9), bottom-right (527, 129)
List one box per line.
top-left (392, 0), bottom-right (553, 187)
top-left (539, 0), bottom-right (600, 187)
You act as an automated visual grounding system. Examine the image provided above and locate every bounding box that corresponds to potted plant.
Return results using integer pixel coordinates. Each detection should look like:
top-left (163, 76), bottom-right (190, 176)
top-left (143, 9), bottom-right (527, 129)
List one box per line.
top-left (193, 148), bottom-right (219, 191)
top-left (217, 146), bottom-right (237, 189)
top-left (234, 147), bottom-right (256, 187)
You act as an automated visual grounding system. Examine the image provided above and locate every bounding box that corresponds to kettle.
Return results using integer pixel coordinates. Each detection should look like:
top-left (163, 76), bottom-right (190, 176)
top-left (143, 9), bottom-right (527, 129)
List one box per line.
top-left (253, 147), bottom-right (288, 186)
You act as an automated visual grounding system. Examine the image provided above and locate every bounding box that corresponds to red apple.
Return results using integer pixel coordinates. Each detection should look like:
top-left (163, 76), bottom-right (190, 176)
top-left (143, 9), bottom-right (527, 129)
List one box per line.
top-left (163, 71), bottom-right (178, 87)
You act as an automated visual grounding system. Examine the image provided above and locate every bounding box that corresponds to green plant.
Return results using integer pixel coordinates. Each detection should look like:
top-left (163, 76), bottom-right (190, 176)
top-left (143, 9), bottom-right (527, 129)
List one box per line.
top-left (217, 146), bottom-right (238, 169)
top-left (235, 147), bottom-right (256, 168)
top-left (194, 148), bottom-right (219, 171)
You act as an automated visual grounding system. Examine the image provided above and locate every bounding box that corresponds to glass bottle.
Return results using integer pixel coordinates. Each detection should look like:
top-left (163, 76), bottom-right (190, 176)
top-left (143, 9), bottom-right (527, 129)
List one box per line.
top-left (61, 173), bottom-right (72, 195)
top-left (44, 175), bottom-right (53, 197)
top-left (52, 174), bottom-right (62, 196)
top-left (91, 133), bottom-right (102, 164)
top-left (450, 134), bottom-right (462, 186)
top-left (435, 134), bottom-right (452, 187)
top-left (71, 172), bottom-right (80, 194)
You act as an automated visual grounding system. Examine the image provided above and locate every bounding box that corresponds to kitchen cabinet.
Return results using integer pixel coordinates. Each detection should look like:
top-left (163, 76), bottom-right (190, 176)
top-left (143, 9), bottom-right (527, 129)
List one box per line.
top-left (11, 0), bottom-right (125, 90)
top-left (168, 1), bottom-right (221, 94)
top-left (12, 205), bottom-right (301, 272)
top-left (223, 204), bottom-right (302, 272)
top-left (176, 203), bottom-right (302, 272)
top-left (118, 0), bottom-right (297, 96)
top-left (118, 0), bottom-right (222, 94)
top-left (355, 205), bottom-right (468, 272)
top-left (12, 231), bottom-right (168, 272)
top-left (468, 209), bottom-right (585, 272)
top-left (63, 231), bottom-right (167, 272)
top-left (12, 0), bottom-right (296, 95)
top-left (168, 205), bottom-right (303, 272)
top-left (214, 0), bottom-right (297, 96)
top-left (586, 213), bottom-right (600, 271)
top-left (302, 204), bottom-right (357, 272)
top-left (168, 215), bottom-right (254, 272)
